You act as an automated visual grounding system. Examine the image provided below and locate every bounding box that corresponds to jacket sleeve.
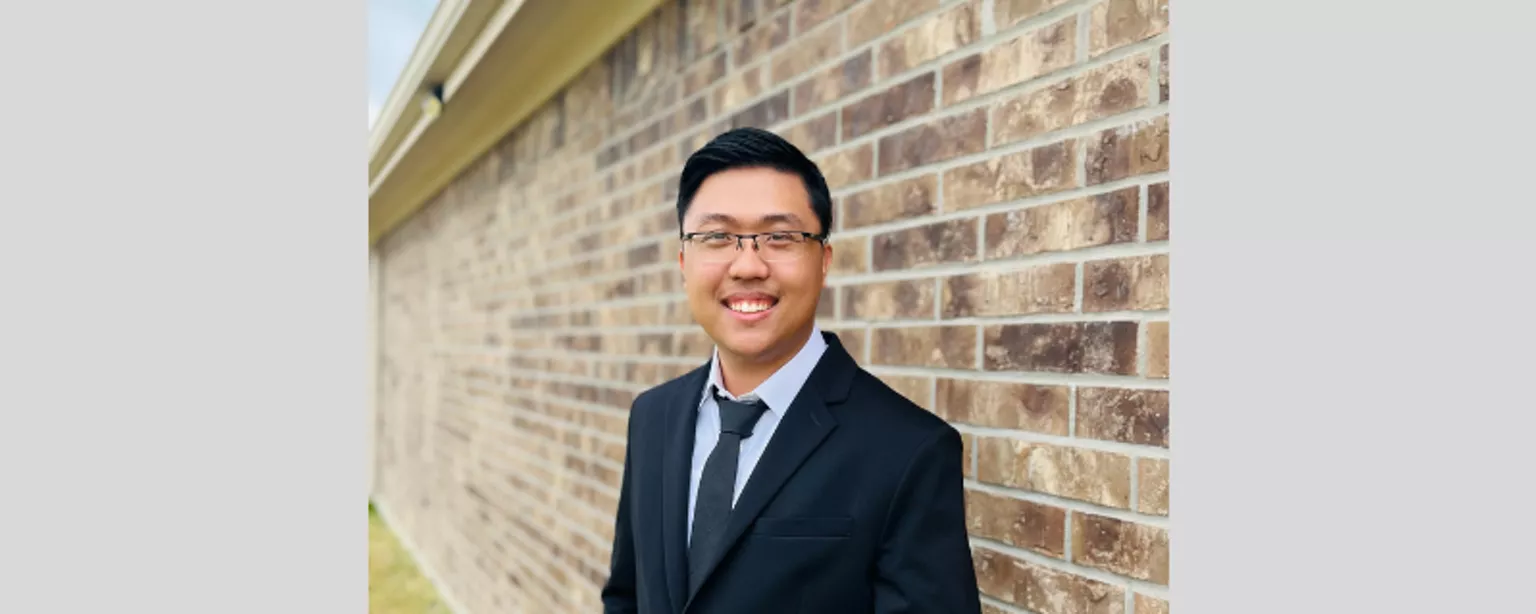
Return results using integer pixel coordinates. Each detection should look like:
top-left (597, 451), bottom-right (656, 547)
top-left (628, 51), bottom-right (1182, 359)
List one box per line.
top-left (871, 426), bottom-right (983, 614)
top-left (600, 406), bottom-right (640, 613)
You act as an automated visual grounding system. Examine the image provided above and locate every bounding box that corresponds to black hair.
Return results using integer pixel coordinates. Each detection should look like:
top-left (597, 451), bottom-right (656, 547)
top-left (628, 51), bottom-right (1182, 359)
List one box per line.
top-left (675, 127), bottom-right (833, 236)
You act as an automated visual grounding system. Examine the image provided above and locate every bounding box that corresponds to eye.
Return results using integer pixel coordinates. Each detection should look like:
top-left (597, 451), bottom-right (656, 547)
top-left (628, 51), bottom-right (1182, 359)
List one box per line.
top-left (763, 232), bottom-right (799, 246)
top-left (699, 232), bottom-right (735, 246)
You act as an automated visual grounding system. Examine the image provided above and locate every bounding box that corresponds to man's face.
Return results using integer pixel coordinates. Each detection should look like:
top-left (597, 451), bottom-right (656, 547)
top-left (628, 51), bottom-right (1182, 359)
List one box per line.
top-left (678, 166), bottom-right (833, 364)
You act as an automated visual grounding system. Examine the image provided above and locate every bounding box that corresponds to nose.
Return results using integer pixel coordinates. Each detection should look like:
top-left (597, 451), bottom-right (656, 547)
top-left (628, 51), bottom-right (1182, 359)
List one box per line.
top-left (726, 239), bottom-right (770, 279)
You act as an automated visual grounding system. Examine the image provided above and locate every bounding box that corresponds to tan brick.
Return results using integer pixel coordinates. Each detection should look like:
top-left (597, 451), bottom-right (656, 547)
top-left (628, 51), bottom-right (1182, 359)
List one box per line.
top-left (840, 174), bottom-right (937, 230)
top-left (772, 19), bottom-right (843, 85)
top-left (1146, 181), bottom-right (1169, 241)
top-left (848, 0), bottom-right (940, 48)
top-left (782, 111), bottom-right (839, 154)
top-left (723, 0), bottom-right (764, 37)
top-left (1072, 512), bottom-right (1169, 583)
top-left (842, 279), bottom-right (937, 320)
top-left (1083, 254), bottom-right (1169, 312)
top-left (972, 546), bottom-right (1127, 614)
top-left (877, 2), bottom-right (981, 80)
top-left (942, 17), bottom-right (1076, 105)
top-left (826, 326), bottom-right (868, 359)
top-left (685, 0), bottom-right (723, 58)
top-left (1137, 458), bottom-right (1168, 515)
top-left (1086, 115), bottom-right (1169, 184)
top-left (981, 441), bottom-right (1132, 507)
top-left (875, 373), bottom-right (934, 405)
top-left (872, 218), bottom-right (980, 271)
top-left (1076, 387), bottom-right (1169, 447)
top-left (941, 263), bottom-right (1077, 318)
top-left (795, 0), bottom-right (859, 33)
top-left (1144, 321), bottom-right (1168, 378)
top-left (1157, 44), bottom-right (1169, 101)
top-left (962, 433), bottom-right (975, 478)
top-left (1135, 595), bottom-right (1168, 614)
top-left (965, 488), bottom-right (1067, 557)
top-left (714, 65), bottom-right (767, 115)
top-left (816, 143), bottom-right (875, 189)
top-left (870, 326), bottom-right (977, 368)
top-left (983, 322), bottom-right (1138, 375)
top-left (992, 53), bottom-right (1152, 147)
top-left (842, 72), bottom-right (936, 140)
top-left (830, 235), bottom-right (869, 274)
top-left (935, 378), bottom-right (1069, 434)
top-left (876, 109), bottom-right (988, 175)
top-left (985, 188), bottom-right (1140, 259)
top-left (995, 0), bottom-right (1074, 30)
top-left (729, 89), bottom-right (791, 129)
top-left (684, 52), bottom-right (729, 98)
top-left (794, 49), bottom-right (872, 115)
top-left (943, 139), bottom-right (1078, 211)
top-left (1089, 0), bottom-right (1168, 57)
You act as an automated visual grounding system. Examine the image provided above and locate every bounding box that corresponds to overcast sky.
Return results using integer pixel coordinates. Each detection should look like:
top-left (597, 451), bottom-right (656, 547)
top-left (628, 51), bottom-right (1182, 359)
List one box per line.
top-left (369, 0), bottom-right (440, 128)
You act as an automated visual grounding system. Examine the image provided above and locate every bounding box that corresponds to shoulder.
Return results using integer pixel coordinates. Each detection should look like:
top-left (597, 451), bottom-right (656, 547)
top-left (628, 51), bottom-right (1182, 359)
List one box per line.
top-left (625, 362), bottom-right (709, 430)
top-left (839, 368), bottom-right (961, 451)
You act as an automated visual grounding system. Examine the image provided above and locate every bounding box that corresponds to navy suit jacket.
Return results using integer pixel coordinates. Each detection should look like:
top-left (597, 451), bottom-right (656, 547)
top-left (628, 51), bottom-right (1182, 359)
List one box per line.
top-left (601, 331), bottom-right (981, 614)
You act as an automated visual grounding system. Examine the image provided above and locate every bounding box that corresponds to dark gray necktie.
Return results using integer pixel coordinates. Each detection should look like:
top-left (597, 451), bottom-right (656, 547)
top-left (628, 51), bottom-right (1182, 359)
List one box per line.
top-left (688, 389), bottom-right (769, 594)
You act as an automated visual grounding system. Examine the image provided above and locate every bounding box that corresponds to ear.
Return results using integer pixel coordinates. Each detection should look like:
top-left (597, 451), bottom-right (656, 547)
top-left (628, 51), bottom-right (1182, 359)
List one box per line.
top-left (821, 241), bottom-right (833, 276)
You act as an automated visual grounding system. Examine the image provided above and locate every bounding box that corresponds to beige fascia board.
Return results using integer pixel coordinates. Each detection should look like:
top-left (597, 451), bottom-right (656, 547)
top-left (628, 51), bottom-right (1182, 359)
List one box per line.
top-left (367, 0), bottom-right (503, 179)
top-left (367, 0), bottom-right (668, 246)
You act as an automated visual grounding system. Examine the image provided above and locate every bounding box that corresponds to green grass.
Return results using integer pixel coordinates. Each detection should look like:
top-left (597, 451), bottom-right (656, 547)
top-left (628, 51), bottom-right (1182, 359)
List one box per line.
top-left (370, 504), bottom-right (452, 614)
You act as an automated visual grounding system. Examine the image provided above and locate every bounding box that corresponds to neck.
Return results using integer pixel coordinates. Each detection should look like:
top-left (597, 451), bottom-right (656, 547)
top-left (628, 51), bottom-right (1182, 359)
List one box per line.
top-left (718, 326), bottom-right (815, 397)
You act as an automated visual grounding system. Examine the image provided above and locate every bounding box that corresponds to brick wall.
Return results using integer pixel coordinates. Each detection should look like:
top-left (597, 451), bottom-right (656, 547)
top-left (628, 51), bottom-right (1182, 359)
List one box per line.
top-left (372, 0), bottom-right (1170, 612)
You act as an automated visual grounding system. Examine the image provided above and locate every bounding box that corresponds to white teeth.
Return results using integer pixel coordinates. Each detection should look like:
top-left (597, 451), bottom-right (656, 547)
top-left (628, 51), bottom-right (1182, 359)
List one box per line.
top-left (727, 300), bottom-right (772, 313)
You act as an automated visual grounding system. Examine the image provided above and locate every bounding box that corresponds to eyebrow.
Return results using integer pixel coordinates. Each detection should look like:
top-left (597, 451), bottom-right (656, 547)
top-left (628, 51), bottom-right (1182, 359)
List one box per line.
top-left (692, 212), bottom-right (805, 227)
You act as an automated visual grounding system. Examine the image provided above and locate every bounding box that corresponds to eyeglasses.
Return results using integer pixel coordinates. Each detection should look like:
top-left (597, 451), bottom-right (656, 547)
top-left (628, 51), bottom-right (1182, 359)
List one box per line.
top-left (680, 231), bottom-right (827, 263)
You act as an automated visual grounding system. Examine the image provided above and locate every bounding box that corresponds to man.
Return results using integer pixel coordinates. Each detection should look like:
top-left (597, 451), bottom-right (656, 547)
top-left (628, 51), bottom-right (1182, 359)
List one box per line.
top-left (601, 128), bottom-right (980, 614)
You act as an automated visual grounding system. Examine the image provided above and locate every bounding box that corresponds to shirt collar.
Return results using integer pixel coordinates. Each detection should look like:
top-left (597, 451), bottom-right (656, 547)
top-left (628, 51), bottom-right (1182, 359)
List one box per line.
top-left (700, 324), bottom-right (828, 416)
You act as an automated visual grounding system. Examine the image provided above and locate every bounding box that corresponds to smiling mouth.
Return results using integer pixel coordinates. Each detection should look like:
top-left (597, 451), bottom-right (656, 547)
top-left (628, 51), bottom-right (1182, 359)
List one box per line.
top-left (722, 297), bottom-right (779, 314)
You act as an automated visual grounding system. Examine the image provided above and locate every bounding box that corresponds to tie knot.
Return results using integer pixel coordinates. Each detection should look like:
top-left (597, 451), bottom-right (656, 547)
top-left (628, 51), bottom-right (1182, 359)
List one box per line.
top-left (713, 390), bottom-right (769, 437)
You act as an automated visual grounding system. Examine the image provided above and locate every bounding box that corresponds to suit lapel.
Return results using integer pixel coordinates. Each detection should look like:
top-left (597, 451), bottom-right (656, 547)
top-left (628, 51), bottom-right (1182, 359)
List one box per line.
top-left (682, 332), bottom-right (856, 610)
top-left (660, 363), bottom-right (708, 612)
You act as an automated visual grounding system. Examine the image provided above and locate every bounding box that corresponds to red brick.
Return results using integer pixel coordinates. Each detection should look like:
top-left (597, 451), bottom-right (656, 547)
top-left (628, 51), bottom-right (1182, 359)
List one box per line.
top-left (1075, 387), bottom-right (1169, 447)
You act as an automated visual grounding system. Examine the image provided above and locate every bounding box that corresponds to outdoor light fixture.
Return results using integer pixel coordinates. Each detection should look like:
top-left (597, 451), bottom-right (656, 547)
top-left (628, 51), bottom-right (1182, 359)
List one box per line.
top-left (420, 84), bottom-right (445, 118)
